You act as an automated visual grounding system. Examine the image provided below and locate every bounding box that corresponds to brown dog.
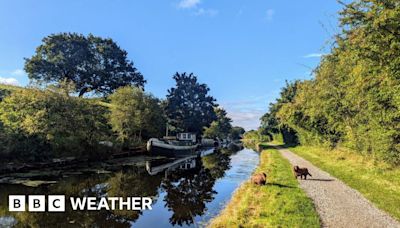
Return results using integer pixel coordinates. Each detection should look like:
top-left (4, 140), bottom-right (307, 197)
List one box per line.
top-left (293, 166), bottom-right (312, 180)
top-left (251, 172), bottom-right (267, 185)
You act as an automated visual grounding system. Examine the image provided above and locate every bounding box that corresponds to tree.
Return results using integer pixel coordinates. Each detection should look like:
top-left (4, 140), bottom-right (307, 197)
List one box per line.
top-left (203, 107), bottom-right (232, 139)
top-left (203, 122), bottom-right (219, 139)
top-left (230, 126), bottom-right (245, 140)
top-left (259, 0), bottom-right (400, 164)
top-left (24, 33), bottom-right (145, 97)
top-left (242, 130), bottom-right (261, 142)
top-left (260, 81), bottom-right (300, 145)
top-left (109, 86), bottom-right (165, 147)
top-left (165, 73), bottom-right (217, 136)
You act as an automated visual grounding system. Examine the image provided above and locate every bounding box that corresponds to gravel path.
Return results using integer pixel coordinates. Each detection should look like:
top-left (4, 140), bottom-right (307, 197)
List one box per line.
top-left (276, 146), bottom-right (400, 228)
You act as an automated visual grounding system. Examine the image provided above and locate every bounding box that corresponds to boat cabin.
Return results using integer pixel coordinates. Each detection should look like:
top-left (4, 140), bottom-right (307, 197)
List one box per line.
top-left (177, 133), bottom-right (196, 143)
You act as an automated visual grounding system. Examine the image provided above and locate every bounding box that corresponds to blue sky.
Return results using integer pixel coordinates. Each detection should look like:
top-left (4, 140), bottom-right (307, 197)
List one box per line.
top-left (0, 0), bottom-right (342, 130)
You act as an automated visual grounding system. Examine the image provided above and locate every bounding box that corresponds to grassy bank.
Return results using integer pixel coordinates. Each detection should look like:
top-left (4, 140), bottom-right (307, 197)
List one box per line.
top-left (209, 145), bottom-right (320, 227)
top-left (290, 145), bottom-right (400, 221)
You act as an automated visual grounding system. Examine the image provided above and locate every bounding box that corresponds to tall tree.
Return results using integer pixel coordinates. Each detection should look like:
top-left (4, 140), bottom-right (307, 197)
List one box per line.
top-left (165, 72), bottom-right (217, 135)
top-left (24, 33), bottom-right (145, 97)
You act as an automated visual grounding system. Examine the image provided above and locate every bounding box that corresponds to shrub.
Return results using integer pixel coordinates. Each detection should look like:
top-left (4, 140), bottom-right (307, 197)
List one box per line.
top-left (0, 87), bottom-right (111, 161)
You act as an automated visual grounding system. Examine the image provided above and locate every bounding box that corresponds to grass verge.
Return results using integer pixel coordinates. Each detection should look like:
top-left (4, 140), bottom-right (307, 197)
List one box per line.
top-left (209, 145), bottom-right (320, 228)
top-left (289, 145), bottom-right (400, 221)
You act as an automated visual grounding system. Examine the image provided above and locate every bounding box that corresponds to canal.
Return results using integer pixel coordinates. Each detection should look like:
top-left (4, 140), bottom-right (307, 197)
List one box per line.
top-left (0, 147), bottom-right (259, 227)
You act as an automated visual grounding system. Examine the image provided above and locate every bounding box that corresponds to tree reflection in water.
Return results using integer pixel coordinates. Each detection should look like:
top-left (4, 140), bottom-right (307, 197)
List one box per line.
top-left (202, 148), bottom-right (233, 179)
top-left (0, 148), bottom-right (238, 227)
top-left (162, 148), bottom-right (233, 226)
top-left (0, 168), bottom-right (164, 227)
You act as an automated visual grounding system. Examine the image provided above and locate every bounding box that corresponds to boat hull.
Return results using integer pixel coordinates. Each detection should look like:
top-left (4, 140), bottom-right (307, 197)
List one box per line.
top-left (150, 146), bottom-right (198, 157)
top-left (147, 138), bottom-right (198, 157)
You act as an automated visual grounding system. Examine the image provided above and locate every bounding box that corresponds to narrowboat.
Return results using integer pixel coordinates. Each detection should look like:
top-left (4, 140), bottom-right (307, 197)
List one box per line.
top-left (146, 133), bottom-right (198, 157)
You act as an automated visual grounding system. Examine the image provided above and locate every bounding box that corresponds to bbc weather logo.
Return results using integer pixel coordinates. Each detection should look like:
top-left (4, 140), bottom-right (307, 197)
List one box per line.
top-left (8, 195), bottom-right (153, 212)
top-left (9, 195), bottom-right (65, 212)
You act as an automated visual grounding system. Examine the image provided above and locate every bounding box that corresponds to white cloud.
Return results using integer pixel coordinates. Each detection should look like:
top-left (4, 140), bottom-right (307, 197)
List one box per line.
top-left (178, 0), bottom-right (201, 9)
top-left (0, 77), bottom-right (19, 86)
top-left (303, 53), bottom-right (326, 58)
top-left (227, 110), bottom-right (265, 131)
top-left (177, 0), bottom-right (217, 17)
top-left (11, 69), bottom-right (25, 76)
top-left (265, 9), bottom-right (275, 21)
top-left (220, 95), bottom-right (275, 131)
top-left (194, 8), bottom-right (218, 16)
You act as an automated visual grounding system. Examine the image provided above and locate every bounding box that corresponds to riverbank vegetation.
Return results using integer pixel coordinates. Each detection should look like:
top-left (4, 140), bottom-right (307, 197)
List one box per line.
top-left (259, 0), bottom-right (400, 165)
top-left (242, 130), bottom-right (270, 143)
top-left (0, 85), bottom-right (111, 161)
top-left (290, 145), bottom-right (400, 220)
top-left (209, 145), bottom-right (320, 227)
top-left (203, 108), bottom-right (232, 140)
top-left (109, 86), bottom-right (166, 148)
top-left (253, 1), bottom-right (400, 221)
top-left (241, 130), bottom-right (271, 151)
top-left (0, 33), bottom-right (240, 164)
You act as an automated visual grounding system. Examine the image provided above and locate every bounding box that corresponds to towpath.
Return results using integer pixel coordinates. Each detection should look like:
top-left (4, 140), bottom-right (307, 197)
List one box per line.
top-left (275, 146), bottom-right (400, 228)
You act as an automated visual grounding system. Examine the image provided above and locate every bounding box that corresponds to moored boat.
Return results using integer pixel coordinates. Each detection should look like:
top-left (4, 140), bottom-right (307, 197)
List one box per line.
top-left (200, 138), bottom-right (220, 148)
top-left (146, 133), bottom-right (199, 157)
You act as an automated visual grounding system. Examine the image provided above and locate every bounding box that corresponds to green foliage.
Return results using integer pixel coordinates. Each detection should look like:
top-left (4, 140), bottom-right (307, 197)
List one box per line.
top-left (109, 86), bottom-right (166, 147)
top-left (261, 1), bottom-right (400, 164)
top-left (0, 87), bottom-right (110, 161)
top-left (260, 81), bottom-right (300, 145)
top-left (242, 130), bottom-right (261, 141)
top-left (24, 32), bottom-right (145, 97)
top-left (165, 72), bottom-right (217, 135)
top-left (203, 107), bottom-right (232, 139)
top-left (0, 87), bottom-right (11, 101)
top-left (242, 130), bottom-right (270, 143)
top-left (230, 126), bottom-right (245, 140)
top-left (203, 122), bottom-right (219, 139)
top-left (0, 84), bottom-right (22, 101)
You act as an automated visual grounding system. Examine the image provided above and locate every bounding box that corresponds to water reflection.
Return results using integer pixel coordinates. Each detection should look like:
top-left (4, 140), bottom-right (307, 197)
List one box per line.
top-left (146, 149), bottom-right (234, 226)
top-left (163, 167), bottom-right (216, 226)
top-left (0, 148), bottom-right (257, 227)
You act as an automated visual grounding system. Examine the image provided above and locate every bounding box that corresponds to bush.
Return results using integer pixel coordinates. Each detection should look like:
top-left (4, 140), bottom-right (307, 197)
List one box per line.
top-left (0, 87), bottom-right (111, 161)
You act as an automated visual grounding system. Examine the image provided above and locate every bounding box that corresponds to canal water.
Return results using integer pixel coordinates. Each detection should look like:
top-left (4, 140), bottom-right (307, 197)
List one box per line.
top-left (0, 148), bottom-right (259, 227)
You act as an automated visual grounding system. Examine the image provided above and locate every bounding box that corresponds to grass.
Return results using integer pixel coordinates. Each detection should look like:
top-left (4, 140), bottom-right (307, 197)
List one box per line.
top-left (289, 145), bottom-right (400, 221)
top-left (209, 145), bottom-right (320, 228)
